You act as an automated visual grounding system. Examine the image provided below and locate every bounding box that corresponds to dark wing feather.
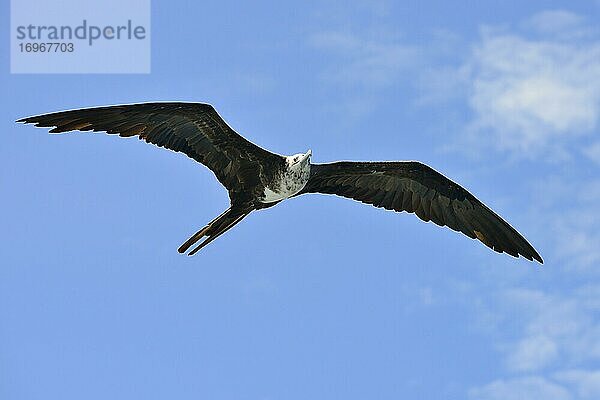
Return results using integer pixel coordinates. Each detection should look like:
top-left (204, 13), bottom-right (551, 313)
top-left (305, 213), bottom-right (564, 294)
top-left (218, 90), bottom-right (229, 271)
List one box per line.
top-left (301, 161), bottom-right (543, 263)
top-left (17, 102), bottom-right (284, 195)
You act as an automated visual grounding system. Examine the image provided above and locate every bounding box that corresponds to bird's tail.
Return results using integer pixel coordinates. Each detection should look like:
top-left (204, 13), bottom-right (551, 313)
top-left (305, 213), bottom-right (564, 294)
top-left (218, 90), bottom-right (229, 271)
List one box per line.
top-left (178, 207), bottom-right (251, 256)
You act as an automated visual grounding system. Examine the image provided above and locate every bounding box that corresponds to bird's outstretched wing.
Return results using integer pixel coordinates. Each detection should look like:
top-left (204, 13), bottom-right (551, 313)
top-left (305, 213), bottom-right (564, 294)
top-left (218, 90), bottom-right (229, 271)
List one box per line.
top-left (301, 161), bottom-right (543, 263)
top-left (17, 102), bottom-right (284, 194)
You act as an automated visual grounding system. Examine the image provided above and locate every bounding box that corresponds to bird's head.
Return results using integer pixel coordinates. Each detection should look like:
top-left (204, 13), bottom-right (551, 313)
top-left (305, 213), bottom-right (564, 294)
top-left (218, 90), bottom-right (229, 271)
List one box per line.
top-left (289, 149), bottom-right (312, 166)
top-left (304, 149), bottom-right (312, 163)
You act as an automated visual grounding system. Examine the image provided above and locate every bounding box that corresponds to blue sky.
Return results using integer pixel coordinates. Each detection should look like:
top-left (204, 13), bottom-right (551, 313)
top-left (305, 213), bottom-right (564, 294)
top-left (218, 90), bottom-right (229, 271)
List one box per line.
top-left (2, 1), bottom-right (600, 399)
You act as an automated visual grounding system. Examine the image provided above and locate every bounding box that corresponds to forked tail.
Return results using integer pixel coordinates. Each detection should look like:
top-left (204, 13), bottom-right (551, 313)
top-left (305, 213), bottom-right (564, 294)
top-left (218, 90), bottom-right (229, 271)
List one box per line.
top-left (178, 207), bottom-right (252, 256)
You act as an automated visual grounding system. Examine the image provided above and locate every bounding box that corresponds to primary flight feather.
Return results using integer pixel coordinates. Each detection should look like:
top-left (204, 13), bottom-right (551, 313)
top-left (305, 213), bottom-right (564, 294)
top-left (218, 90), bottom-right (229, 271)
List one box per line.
top-left (17, 102), bottom-right (543, 262)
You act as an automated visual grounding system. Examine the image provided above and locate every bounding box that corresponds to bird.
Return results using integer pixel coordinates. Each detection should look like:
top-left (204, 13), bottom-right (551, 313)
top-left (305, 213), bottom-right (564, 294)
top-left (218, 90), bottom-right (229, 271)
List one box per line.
top-left (17, 102), bottom-right (543, 262)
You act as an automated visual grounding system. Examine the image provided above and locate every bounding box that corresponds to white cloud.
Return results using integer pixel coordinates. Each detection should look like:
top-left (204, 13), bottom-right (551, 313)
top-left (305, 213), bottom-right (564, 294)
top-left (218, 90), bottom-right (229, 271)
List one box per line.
top-left (470, 371), bottom-right (600, 400)
top-left (309, 12), bottom-right (600, 400)
top-left (501, 288), bottom-right (600, 370)
top-left (466, 285), bottom-right (600, 399)
top-left (469, 376), bottom-right (572, 400)
top-left (309, 10), bottom-right (600, 159)
top-left (525, 10), bottom-right (588, 38)
top-left (507, 335), bottom-right (558, 372)
top-left (445, 235), bottom-right (599, 400)
top-left (412, 11), bottom-right (600, 400)
top-left (464, 22), bottom-right (600, 155)
top-left (555, 370), bottom-right (600, 400)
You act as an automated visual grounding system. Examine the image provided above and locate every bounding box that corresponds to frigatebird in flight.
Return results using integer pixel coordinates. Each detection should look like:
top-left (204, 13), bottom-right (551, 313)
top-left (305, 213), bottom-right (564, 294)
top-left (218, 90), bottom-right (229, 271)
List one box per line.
top-left (18, 102), bottom-right (543, 262)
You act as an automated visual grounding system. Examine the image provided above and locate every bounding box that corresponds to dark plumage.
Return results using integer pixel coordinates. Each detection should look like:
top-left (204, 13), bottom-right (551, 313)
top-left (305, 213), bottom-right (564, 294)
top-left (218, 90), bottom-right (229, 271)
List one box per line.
top-left (17, 102), bottom-right (543, 263)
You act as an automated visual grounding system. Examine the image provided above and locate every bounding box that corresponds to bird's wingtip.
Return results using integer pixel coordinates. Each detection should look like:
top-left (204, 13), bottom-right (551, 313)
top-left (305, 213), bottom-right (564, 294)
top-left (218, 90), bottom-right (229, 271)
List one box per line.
top-left (523, 250), bottom-right (543, 265)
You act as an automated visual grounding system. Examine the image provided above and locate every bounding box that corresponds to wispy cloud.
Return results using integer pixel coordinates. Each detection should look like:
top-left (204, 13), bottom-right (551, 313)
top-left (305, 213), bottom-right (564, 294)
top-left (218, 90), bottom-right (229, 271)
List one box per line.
top-left (555, 370), bottom-right (600, 400)
top-left (502, 288), bottom-right (600, 370)
top-left (468, 286), bottom-right (600, 400)
top-left (470, 371), bottom-right (600, 400)
top-left (469, 376), bottom-right (572, 400)
top-left (310, 10), bottom-right (600, 159)
top-left (532, 176), bottom-right (600, 271)
top-left (469, 370), bottom-right (600, 400)
top-left (461, 12), bottom-right (600, 156)
top-left (507, 335), bottom-right (558, 372)
top-left (524, 10), bottom-right (589, 39)
top-left (309, 31), bottom-right (421, 88)
top-left (309, 9), bottom-right (600, 400)
top-left (308, 29), bottom-right (428, 120)
top-left (464, 172), bottom-right (600, 399)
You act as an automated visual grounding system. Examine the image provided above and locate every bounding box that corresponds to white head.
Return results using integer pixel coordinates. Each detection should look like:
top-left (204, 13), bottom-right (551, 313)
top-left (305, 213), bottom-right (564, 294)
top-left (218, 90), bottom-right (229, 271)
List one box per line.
top-left (287, 149), bottom-right (312, 167)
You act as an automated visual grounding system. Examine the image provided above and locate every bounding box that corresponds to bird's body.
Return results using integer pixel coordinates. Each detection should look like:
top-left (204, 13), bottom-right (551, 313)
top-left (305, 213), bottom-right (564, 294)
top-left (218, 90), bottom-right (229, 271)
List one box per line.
top-left (18, 102), bottom-right (543, 262)
top-left (261, 152), bottom-right (312, 203)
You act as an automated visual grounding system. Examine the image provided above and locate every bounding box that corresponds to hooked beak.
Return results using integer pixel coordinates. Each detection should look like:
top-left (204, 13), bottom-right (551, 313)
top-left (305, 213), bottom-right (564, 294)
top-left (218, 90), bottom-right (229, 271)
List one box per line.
top-left (301, 150), bottom-right (312, 164)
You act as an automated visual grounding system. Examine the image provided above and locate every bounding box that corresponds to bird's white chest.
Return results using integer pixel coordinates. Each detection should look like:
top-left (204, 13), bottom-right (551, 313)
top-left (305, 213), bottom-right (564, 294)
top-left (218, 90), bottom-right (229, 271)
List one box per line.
top-left (261, 160), bottom-right (310, 203)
